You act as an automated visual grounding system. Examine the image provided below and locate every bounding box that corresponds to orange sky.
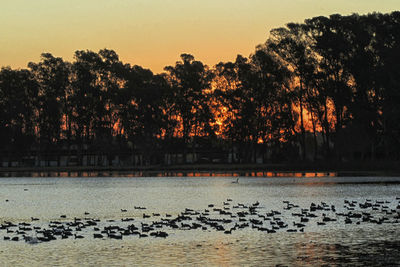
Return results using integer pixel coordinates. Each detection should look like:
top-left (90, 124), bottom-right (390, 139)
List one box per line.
top-left (1, 0), bottom-right (399, 73)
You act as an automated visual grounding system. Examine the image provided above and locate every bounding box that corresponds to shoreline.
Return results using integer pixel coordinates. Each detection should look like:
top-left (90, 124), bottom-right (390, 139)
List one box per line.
top-left (1, 161), bottom-right (400, 176)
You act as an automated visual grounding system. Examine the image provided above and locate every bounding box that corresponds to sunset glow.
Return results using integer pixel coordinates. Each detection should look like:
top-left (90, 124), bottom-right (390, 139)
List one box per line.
top-left (1, 0), bottom-right (398, 73)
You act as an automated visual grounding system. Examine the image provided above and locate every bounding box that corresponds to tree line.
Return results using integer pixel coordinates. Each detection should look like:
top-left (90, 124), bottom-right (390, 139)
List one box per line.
top-left (1, 11), bottom-right (400, 166)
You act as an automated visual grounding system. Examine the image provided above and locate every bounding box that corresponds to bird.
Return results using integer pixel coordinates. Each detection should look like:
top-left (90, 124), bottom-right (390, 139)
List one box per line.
top-left (24, 236), bottom-right (39, 244)
top-left (232, 178), bottom-right (239, 184)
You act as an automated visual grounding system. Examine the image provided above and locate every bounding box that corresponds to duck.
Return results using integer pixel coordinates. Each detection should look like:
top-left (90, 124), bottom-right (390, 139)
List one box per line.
top-left (23, 236), bottom-right (39, 244)
top-left (93, 233), bottom-right (103, 238)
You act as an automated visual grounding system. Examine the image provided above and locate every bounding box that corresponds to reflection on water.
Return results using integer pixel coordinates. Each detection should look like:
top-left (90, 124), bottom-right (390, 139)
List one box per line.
top-left (0, 170), bottom-right (337, 178)
top-left (0, 176), bottom-right (399, 266)
top-left (1, 229), bottom-right (398, 266)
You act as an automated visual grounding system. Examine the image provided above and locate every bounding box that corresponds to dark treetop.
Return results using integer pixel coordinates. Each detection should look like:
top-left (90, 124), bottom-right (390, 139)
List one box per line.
top-left (1, 12), bottom-right (400, 168)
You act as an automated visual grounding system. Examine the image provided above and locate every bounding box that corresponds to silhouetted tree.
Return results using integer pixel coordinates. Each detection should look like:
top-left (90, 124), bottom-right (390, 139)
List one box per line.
top-left (268, 23), bottom-right (316, 160)
top-left (0, 67), bottom-right (38, 162)
top-left (119, 65), bottom-right (169, 165)
top-left (2, 11), bottom-right (400, 167)
top-left (28, 53), bottom-right (70, 165)
top-left (164, 54), bottom-right (214, 163)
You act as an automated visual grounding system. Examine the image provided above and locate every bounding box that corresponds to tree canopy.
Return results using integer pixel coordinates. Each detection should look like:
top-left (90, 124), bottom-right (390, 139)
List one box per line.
top-left (1, 11), bottom-right (400, 166)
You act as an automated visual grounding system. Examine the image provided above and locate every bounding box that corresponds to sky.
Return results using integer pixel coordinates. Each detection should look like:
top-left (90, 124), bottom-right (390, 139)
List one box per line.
top-left (1, 0), bottom-right (399, 73)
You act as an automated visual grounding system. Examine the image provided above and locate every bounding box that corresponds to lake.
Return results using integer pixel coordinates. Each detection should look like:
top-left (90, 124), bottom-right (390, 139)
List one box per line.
top-left (0, 173), bottom-right (399, 266)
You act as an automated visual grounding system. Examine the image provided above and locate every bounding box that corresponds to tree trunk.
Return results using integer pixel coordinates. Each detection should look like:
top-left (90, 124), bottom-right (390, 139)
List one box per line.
top-left (299, 92), bottom-right (306, 160)
top-left (310, 111), bottom-right (318, 161)
top-left (300, 104), bottom-right (306, 160)
top-left (324, 101), bottom-right (331, 159)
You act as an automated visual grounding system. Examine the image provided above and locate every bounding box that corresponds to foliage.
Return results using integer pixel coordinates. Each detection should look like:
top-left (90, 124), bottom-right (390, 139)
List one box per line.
top-left (1, 12), bottom-right (400, 165)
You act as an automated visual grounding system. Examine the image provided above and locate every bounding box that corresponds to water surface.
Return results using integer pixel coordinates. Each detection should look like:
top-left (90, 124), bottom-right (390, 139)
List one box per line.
top-left (0, 175), bottom-right (399, 266)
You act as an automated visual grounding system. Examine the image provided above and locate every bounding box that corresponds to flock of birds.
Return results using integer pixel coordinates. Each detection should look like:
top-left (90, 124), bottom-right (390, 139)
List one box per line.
top-left (1, 196), bottom-right (400, 244)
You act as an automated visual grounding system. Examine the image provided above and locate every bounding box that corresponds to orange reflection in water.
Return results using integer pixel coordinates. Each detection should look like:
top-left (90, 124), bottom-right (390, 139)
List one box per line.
top-left (1, 171), bottom-right (337, 178)
top-left (206, 239), bottom-right (233, 267)
top-left (294, 234), bottom-right (339, 266)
